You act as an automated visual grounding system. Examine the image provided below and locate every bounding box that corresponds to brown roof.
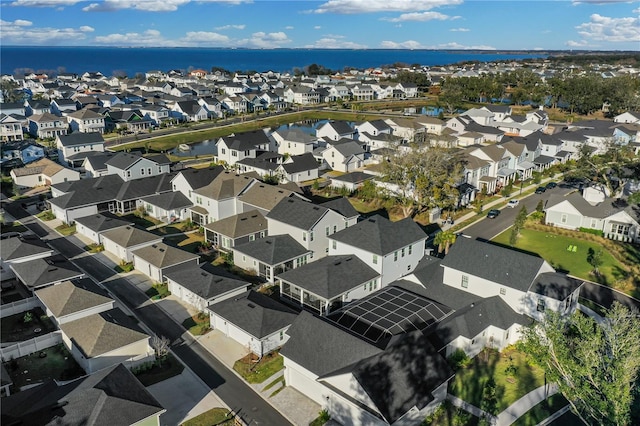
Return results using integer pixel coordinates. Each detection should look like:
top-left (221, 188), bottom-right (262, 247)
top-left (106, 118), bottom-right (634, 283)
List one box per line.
top-left (203, 210), bottom-right (267, 238)
top-left (35, 279), bottom-right (112, 318)
top-left (11, 158), bottom-right (64, 177)
top-left (238, 183), bottom-right (296, 211)
top-left (194, 171), bottom-right (258, 200)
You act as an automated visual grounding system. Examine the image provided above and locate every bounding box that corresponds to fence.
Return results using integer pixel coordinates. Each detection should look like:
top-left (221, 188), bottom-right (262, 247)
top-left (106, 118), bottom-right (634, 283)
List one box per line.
top-left (0, 297), bottom-right (41, 318)
top-left (0, 331), bottom-right (62, 360)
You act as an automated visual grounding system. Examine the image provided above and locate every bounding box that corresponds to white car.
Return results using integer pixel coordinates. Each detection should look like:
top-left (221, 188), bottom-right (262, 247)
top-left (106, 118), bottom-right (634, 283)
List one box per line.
top-left (507, 199), bottom-right (519, 208)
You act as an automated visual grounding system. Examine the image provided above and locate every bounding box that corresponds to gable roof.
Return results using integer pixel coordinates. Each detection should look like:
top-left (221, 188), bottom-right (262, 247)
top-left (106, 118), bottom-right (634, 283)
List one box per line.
top-left (0, 235), bottom-right (53, 261)
top-left (329, 215), bottom-right (426, 255)
top-left (131, 243), bottom-right (199, 269)
top-left (57, 132), bottom-right (105, 147)
top-left (203, 210), bottom-right (267, 238)
top-left (234, 234), bottom-right (309, 265)
top-left (164, 263), bottom-right (248, 300)
top-left (59, 308), bottom-right (148, 358)
top-left (209, 290), bottom-right (298, 338)
top-left (140, 191), bottom-right (192, 211)
top-left (83, 152), bottom-right (118, 171)
top-left (238, 182), bottom-right (297, 211)
top-left (101, 226), bottom-right (161, 248)
top-left (173, 166), bottom-right (226, 190)
top-left (318, 120), bottom-right (355, 136)
top-left (277, 255), bottom-right (379, 299)
top-left (319, 197), bottom-right (359, 219)
top-left (273, 127), bottom-right (317, 144)
top-left (219, 130), bottom-right (271, 151)
top-left (194, 171), bottom-right (258, 200)
top-left (73, 213), bottom-right (132, 233)
top-left (35, 278), bottom-right (112, 318)
top-left (10, 254), bottom-right (84, 289)
top-left (545, 192), bottom-right (636, 220)
top-left (529, 272), bottom-right (584, 300)
top-left (266, 197), bottom-right (329, 230)
top-left (280, 152), bottom-right (319, 174)
top-left (441, 238), bottom-right (546, 292)
top-left (104, 152), bottom-right (146, 170)
top-left (0, 364), bottom-right (164, 426)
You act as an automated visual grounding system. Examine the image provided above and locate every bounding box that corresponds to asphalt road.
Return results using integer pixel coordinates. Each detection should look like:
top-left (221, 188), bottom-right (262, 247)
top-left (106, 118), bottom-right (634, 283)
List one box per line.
top-left (4, 201), bottom-right (292, 426)
top-left (462, 183), bottom-right (573, 241)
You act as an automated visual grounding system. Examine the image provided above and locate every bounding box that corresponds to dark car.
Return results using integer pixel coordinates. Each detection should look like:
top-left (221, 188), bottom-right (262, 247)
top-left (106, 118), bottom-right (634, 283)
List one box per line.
top-left (545, 181), bottom-right (557, 189)
top-left (486, 209), bottom-right (501, 219)
top-left (535, 186), bottom-right (546, 194)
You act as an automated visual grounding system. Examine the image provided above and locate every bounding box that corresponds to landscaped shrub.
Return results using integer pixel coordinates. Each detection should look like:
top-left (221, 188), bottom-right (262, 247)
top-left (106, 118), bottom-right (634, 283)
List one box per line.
top-left (118, 261), bottom-right (134, 273)
top-left (578, 227), bottom-right (604, 237)
top-left (448, 348), bottom-right (471, 370)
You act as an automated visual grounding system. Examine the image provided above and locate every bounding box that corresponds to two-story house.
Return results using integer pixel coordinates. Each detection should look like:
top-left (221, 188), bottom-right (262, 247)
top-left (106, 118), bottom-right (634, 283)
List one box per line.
top-left (65, 108), bottom-right (105, 134)
top-left (316, 121), bottom-right (356, 141)
top-left (0, 113), bottom-right (24, 142)
top-left (104, 153), bottom-right (171, 181)
top-left (271, 128), bottom-right (317, 156)
top-left (189, 171), bottom-right (258, 225)
top-left (28, 112), bottom-right (68, 139)
top-left (216, 129), bottom-right (271, 166)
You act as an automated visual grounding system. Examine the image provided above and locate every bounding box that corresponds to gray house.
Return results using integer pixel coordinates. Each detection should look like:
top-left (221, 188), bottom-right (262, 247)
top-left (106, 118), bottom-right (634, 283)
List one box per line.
top-left (203, 210), bottom-right (268, 252)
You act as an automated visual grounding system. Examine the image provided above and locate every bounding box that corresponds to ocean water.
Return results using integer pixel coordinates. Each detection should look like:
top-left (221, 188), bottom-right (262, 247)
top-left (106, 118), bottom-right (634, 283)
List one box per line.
top-left (0, 46), bottom-right (546, 77)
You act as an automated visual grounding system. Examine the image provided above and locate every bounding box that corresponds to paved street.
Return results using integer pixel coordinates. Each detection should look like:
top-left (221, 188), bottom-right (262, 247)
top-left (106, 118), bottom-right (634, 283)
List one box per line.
top-left (4, 201), bottom-right (292, 426)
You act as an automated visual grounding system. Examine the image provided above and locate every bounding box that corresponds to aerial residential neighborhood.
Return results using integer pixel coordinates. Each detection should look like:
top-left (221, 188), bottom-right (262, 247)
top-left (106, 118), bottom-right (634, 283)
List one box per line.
top-left (1, 50), bottom-right (639, 426)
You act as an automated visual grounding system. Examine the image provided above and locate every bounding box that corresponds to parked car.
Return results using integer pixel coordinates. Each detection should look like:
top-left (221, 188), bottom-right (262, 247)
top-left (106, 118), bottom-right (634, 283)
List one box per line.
top-left (486, 209), bottom-right (501, 219)
top-left (535, 186), bottom-right (547, 194)
top-left (545, 181), bottom-right (557, 189)
top-left (507, 199), bottom-right (519, 208)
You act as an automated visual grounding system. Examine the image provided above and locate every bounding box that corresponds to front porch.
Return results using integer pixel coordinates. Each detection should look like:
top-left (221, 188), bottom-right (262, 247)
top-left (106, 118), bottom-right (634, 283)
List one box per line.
top-left (279, 281), bottom-right (342, 316)
top-left (189, 206), bottom-right (209, 225)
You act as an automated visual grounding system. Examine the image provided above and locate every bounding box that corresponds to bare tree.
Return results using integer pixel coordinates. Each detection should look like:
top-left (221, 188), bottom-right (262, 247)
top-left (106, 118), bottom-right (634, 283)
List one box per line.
top-left (151, 335), bottom-right (170, 360)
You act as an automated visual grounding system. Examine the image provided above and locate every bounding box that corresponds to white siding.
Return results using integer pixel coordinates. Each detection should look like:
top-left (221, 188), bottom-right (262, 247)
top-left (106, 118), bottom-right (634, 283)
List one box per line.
top-left (52, 302), bottom-right (115, 325)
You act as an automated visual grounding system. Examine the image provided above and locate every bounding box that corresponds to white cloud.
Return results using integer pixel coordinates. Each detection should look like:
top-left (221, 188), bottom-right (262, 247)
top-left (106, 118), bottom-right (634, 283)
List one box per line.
top-left (312, 0), bottom-right (462, 14)
top-left (215, 24), bottom-right (245, 30)
top-left (10, 0), bottom-right (82, 6)
top-left (572, 0), bottom-right (632, 5)
top-left (182, 31), bottom-right (231, 45)
top-left (633, 7), bottom-right (640, 14)
top-left (576, 13), bottom-right (640, 42)
top-left (285, 26), bottom-right (294, 30)
top-left (79, 25), bottom-right (95, 32)
top-left (566, 39), bottom-right (590, 47)
top-left (94, 29), bottom-right (167, 45)
top-left (237, 31), bottom-right (291, 48)
top-left (380, 40), bottom-right (424, 49)
top-left (383, 11), bottom-right (458, 22)
top-left (83, 0), bottom-right (190, 12)
top-left (306, 38), bottom-right (367, 49)
top-left (314, 26), bottom-right (322, 30)
top-left (450, 27), bottom-right (470, 32)
top-left (436, 42), bottom-right (495, 50)
top-left (0, 19), bottom-right (93, 44)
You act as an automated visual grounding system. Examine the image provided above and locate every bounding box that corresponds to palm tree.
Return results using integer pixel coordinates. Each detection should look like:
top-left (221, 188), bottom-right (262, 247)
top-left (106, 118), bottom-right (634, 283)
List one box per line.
top-left (434, 230), bottom-right (457, 254)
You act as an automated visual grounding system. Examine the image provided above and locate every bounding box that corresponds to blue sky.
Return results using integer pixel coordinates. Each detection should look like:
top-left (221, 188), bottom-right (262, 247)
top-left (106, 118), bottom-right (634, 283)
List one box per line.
top-left (1, 0), bottom-right (638, 50)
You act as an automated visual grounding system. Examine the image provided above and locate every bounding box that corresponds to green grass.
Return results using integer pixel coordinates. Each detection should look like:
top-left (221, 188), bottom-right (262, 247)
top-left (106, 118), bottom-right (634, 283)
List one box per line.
top-left (422, 401), bottom-right (480, 426)
top-left (182, 314), bottom-right (210, 336)
top-left (146, 282), bottom-right (170, 300)
top-left (84, 243), bottom-right (104, 253)
top-left (163, 233), bottom-right (204, 253)
top-left (512, 394), bottom-right (569, 426)
top-left (263, 375), bottom-right (285, 392)
top-left (449, 348), bottom-right (545, 412)
top-left (492, 228), bottom-right (623, 285)
top-left (114, 261), bottom-right (135, 273)
top-left (182, 408), bottom-right (235, 426)
top-left (55, 223), bottom-right (76, 236)
top-left (133, 353), bottom-right (184, 386)
top-left (4, 344), bottom-right (85, 390)
top-left (119, 213), bottom-right (162, 229)
top-left (36, 210), bottom-right (55, 221)
top-left (233, 351), bottom-right (284, 384)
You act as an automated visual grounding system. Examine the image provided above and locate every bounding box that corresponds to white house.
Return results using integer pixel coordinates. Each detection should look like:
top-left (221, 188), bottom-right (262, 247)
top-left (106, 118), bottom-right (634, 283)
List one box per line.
top-left (28, 112), bottom-right (68, 139)
top-left (189, 171), bottom-right (258, 225)
top-left (216, 130), bottom-right (272, 166)
top-left (10, 158), bottom-right (80, 189)
top-left (74, 213), bottom-right (133, 245)
top-left (101, 226), bottom-right (163, 263)
top-left (0, 113), bottom-right (24, 142)
top-left (272, 128), bottom-right (317, 156)
top-left (322, 141), bottom-right (366, 173)
top-left (56, 132), bottom-right (105, 168)
top-left (316, 121), bottom-right (356, 141)
top-left (131, 243), bottom-right (200, 283)
top-left (66, 108), bottom-right (105, 134)
top-left (105, 153), bottom-right (171, 181)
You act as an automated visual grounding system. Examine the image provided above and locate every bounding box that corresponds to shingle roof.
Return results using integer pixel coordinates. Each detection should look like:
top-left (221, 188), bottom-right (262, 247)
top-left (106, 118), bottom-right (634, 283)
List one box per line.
top-left (545, 192), bottom-right (633, 220)
top-left (203, 210), bottom-right (267, 238)
top-left (280, 152), bottom-right (319, 174)
top-left (10, 254), bottom-right (84, 289)
top-left (131, 243), bottom-right (199, 268)
top-left (0, 235), bottom-right (52, 261)
top-left (234, 234), bottom-right (309, 265)
top-left (10, 158), bottom-right (65, 178)
top-left (194, 171), bottom-right (258, 200)
top-left (104, 152), bottom-right (145, 170)
top-left (220, 130), bottom-right (271, 151)
top-left (0, 364), bottom-right (164, 426)
top-left (83, 152), bottom-right (118, 171)
top-left (35, 278), bottom-right (112, 318)
top-left (60, 308), bottom-right (148, 358)
top-left (320, 197), bottom-right (359, 219)
top-left (330, 171), bottom-right (374, 184)
top-left (57, 132), bottom-right (104, 147)
top-left (209, 290), bottom-right (298, 339)
top-left (318, 120), bottom-right (355, 136)
top-left (165, 263), bottom-right (249, 300)
top-left (273, 128), bottom-right (317, 144)
top-left (441, 238), bottom-right (546, 292)
top-left (277, 255), bottom-right (379, 299)
top-left (173, 166), bottom-right (225, 190)
top-left (329, 215), bottom-right (426, 255)
top-left (529, 272), bottom-right (584, 300)
top-left (101, 226), bottom-right (161, 248)
top-left (265, 197), bottom-right (329, 230)
top-left (238, 182), bottom-right (298, 211)
top-left (140, 191), bottom-right (192, 211)
top-left (73, 213), bottom-right (132, 233)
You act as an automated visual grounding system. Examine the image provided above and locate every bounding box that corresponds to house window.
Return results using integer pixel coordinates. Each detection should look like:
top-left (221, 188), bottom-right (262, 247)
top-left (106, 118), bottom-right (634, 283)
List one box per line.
top-left (310, 231), bottom-right (314, 242)
top-left (394, 251), bottom-right (398, 261)
top-left (505, 331), bottom-right (509, 340)
top-left (610, 223), bottom-right (630, 236)
top-left (333, 225), bottom-right (337, 233)
top-left (126, 170), bottom-right (131, 178)
top-left (249, 235), bottom-right (255, 241)
top-left (231, 151), bottom-right (237, 157)
top-left (401, 248), bottom-right (405, 258)
top-left (561, 214), bottom-right (567, 224)
top-left (408, 245), bottom-right (412, 255)
top-left (242, 255), bottom-right (246, 262)
top-left (325, 226), bottom-right (330, 236)
top-left (148, 168), bottom-right (152, 175)
top-left (280, 330), bottom-right (284, 341)
top-left (332, 240), bottom-right (336, 250)
top-left (373, 254), bottom-right (378, 265)
top-left (221, 148), bottom-right (226, 154)
top-left (260, 231), bottom-right (265, 238)
top-left (331, 152), bottom-right (335, 158)
top-left (461, 275), bottom-right (469, 288)
top-left (141, 168), bottom-right (145, 175)
top-left (537, 299), bottom-right (546, 312)
top-left (302, 232), bottom-right (307, 241)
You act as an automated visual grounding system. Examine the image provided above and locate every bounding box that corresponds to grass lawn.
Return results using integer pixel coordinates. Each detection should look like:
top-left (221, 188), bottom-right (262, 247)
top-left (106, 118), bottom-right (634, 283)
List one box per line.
top-left (36, 210), bottom-right (55, 221)
top-left (114, 261), bottom-right (135, 273)
top-left (164, 233), bottom-right (204, 253)
top-left (55, 223), bottom-right (76, 236)
top-left (233, 351), bottom-right (284, 384)
top-left (146, 282), bottom-right (170, 300)
top-left (512, 394), bottom-right (569, 426)
top-left (119, 213), bottom-right (162, 229)
top-left (182, 314), bottom-right (210, 336)
top-left (0, 222), bottom-right (28, 234)
top-left (492, 228), bottom-right (623, 285)
top-left (1, 308), bottom-right (57, 343)
top-left (449, 348), bottom-right (545, 412)
top-left (133, 353), bottom-right (184, 387)
top-left (84, 243), bottom-right (104, 253)
top-left (182, 408), bottom-right (234, 426)
top-left (4, 344), bottom-right (85, 390)
top-left (422, 400), bottom-right (480, 426)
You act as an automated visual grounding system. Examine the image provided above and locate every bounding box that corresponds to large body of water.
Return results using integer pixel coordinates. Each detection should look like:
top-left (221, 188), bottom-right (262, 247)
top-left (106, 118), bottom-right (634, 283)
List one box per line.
top-left (0, 46), bottom-right (546, 77)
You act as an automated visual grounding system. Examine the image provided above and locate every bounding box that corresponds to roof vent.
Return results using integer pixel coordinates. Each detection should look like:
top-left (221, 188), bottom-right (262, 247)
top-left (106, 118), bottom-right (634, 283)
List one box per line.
top-left (159, 248), bottom-right (165, 252)
top-left (287, 199), bottom-right (294, 203)
top-left (334, 261), bottom-right (341, 266)
top-left (312, 206), bottom-right (319, 210)
top-left (248, 303), bottom-right (256, 308)
top-left (200, 272), bottom-right (208, 277)
top-left (265, 240), bottom-right (272, 244)
top-left (48, 267), bottom-right (58, 272)
top-left (151, 244), bottom-right (157, 248)
top-left (214, 278), bottom-right (223, 283)
top-left (240, 217), bottom-right (247, 221)
top-left (368, 218), bottom-right (376, 223)
top-left (251, 215), bottom-right (258, 218)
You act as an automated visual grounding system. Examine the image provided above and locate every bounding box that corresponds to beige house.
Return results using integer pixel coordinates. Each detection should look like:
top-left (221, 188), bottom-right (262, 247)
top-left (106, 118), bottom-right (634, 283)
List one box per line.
top-left (10, 158), bottom-right (80, 188)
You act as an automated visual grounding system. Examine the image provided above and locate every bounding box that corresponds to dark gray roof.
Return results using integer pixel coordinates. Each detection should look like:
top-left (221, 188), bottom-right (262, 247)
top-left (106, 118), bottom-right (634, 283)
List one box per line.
top-left (529, 272), bottom-right (584, 300)
top-left (209, 290), bottom-right (298, 338)
top-left (320, 197), bottom-right (359, 219)
top-left (351, 331), bottom-right (454, 424)
top-left (73, 213), bottom-right (133, 233)
top-left (35, 278), bottom-right (112, 318)
top-left (10, 254), bottom-right (84, 289)
top-left (277, 255), bottom-right (379, 299)
top-left (233, 234), bottom-right (309, 265)
top-left (441, 238), bottom-right (546, 292)
top-left (332, 140), bottom-right (365, 158)
top-left (173, 166), bottom-right (225, 190)
top-left (330, 171), bottom-right (374, 184)
top-left (104, 152), bottom-right (145, 170)
top-left (220, 130), bottom-right (271, 151)
top-left (266, 197), bottom-right (329, 230)
top-left (281, 311), bottom-right (382, 377)
top-left (431, 296), bottom-right (530, 346)
top-left (545, 192), bottom-right (636, 220)
top-left (131, 243), bottom-right (199, 269)
top-left (83, 152), bottom-right (118, 171)
top-left (318, 120), bottom-right (355, 136)
top-left (101, 226), bottom-right (161, 248)
top-left (203, 210), bottom-right (267, 238)
top-left (164, 263), bottom-right (249, 300)
top-left (274, 127), bottom-right (317, 144)
top-left (0, 364), bottom-right (164, 426)
top-left (140, 191), bottom-right (192, 210)
top-left (280, 152), bottom-right (319, 174)
top-left (0, 235), bottom-right (52, 261)
top-left (57, 132), bottom-right (104, 147)
top-left (59, 308), bottom-right (148, 358)
top-left (329, 215), bottom-right (426, 255)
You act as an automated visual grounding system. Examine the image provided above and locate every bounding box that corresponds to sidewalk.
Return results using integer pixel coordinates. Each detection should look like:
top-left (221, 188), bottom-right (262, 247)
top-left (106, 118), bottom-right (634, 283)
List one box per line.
top-left (496, 384), bottom-right (558, 426)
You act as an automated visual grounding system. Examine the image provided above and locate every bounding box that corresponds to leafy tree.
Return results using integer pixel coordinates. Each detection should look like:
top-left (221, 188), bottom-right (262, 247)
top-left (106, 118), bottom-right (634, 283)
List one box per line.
top-left (536, 200), bottom-right (544, 213)
top-left (434, 230), bottom-right (456, 255)
top-left (587, 247), bottom-right (604, 276)
top-left (628, 192), bottom-right (640, 205)
top-left (480, 378), bottom-right (498, 416)
top-left (357, 179), bottom-right (379, 202)
top-left (519, 302), bottom-right (640, 426)
top-left (515, 205), bottom-right (528, 229)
